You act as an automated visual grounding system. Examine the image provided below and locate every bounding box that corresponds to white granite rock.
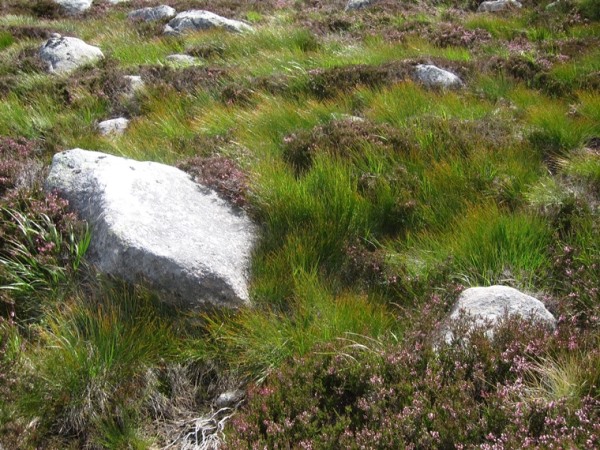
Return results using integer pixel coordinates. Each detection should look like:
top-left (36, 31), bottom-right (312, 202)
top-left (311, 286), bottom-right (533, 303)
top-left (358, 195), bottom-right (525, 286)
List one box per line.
top-left (39, 35), bottom-right (103, 74)
top-left (45, 149), bottom-right (256, 310)
top-left (98, 118), bottom-right (129, 136)
top-left (477, 0), bottom-right (522, 12)
top-left (128, 5), bottom-right (176, 22)
top-left (164, 10), bottom-right (253, 35)
top-left (414, 64), bottom-right (463, 88)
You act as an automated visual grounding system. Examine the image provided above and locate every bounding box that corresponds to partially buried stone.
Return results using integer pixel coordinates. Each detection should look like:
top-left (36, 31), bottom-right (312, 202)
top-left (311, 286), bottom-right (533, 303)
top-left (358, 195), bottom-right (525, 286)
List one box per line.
top-left (414, 64), bottom-right (463, 88)
top-left (477, 0), bottom-right (522, 12)
top-left (39, 35), bottom-right (103, 74)
top-left (53, 0), bottom-right (92, 15)
top-left (164, 10), bottom-right (253, 35)
top-left (345, 0), bottom-right (376, 11)
top-left (128, 5), bottom-right (176, 22)
top-left (45, 149), bottom-right (256, 310)
top-left (98, 118), bottom-right (129, 136)
top-left (444, 285), bottom-right (556, 343)
top-left (166, 54), bottom-right (201, 65)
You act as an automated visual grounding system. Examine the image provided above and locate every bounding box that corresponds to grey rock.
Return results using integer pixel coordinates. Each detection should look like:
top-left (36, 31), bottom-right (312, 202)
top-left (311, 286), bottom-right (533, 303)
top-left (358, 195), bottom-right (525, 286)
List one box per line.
top-left (123, 75), bottom-right (145, 93)
top-left (445, 286), bottom-right (556, 342)
top-left (215, 390), bottom-right (244, 408)
top-left (98, 118), bottom-right (129, 136)
top-left (39, 36), bottom-right (103, 74)
top-left (166, 54), bottom-right (201, 65)
top-left (477, 0), bottom-right (522, 12)
top-left (128, 5), bottom-right (176, 22)
top-left (414, 64), bottom-right (463, 88)
top-left (53, 0), bottom-right (93, 14)
top-left (45, 149), bottom-right (255, 310)
top-left (345, 0), bottom-right (376, 11)
top-left (164, 10), bottom-right (253, 35)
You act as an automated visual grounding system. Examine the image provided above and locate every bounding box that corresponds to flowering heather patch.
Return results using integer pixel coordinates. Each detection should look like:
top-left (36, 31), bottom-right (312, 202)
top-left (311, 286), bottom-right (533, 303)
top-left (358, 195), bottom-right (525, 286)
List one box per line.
top-left (224, 304), bottom-right (600, 449)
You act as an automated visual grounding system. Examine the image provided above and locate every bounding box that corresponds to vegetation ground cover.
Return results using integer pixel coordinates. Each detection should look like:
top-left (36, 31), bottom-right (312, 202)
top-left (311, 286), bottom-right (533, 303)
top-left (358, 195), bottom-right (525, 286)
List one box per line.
top-left (0, 0), bottom-right (599, 448)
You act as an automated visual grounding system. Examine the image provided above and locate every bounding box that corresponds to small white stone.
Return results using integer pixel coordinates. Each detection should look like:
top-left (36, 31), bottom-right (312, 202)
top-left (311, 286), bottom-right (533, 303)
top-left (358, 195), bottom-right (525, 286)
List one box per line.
top-left (98, 118), bottom-right (129, 136)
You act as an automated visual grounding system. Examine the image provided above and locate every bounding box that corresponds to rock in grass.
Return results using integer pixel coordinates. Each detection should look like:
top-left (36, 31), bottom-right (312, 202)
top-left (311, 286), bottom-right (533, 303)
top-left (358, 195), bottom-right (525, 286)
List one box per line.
top-left (98, 118), bottom-right (129, 136)
top-left (446, 286), bottom-right (556, 341)
top-left (128, 5), bottom-right (176, 22)
top-left (39, 35), bottom-right (103, 74)
top-left (166, 54), bottom-right (201, 65)
top-left (45, 149), bottom-right (256, 310)
top-left (164, 10), bottom-right (253, 35)
top-left (345, 0), bottom-right (377, 11)
top-left (123, 75), bottom-right (144, 93)
top-left (414, 64), bottom-right (463, 88)
top-left (477, 0), bottom-right (522, 12)
top-left (53, 0), bottom-right (92, 14)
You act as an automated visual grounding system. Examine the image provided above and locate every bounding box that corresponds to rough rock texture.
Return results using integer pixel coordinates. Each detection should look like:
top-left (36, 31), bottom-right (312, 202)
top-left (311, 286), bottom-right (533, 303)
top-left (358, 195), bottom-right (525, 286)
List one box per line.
top-left (128, 5), bottom-right (176, 22)
top-left (447, 286), bottom-right (556, 340)
top-left (345, 0), bottom-right (376, 11)
top-left (164, 10), bottom-right (253, 35)
top-left (45, 149), bottom-right (256, 309)
top-left (98, 118), bottom-right (129, 136)
top-left (39, 35), bottom-right (104, 74)
top-left (54, 0), bottom-right (93, 14)
top-left (477, 0), bottom-right (522, 12)
top-left (166, 54), bottom-right (200, 65)
top-left (414, 64), bottom-right (463, 88)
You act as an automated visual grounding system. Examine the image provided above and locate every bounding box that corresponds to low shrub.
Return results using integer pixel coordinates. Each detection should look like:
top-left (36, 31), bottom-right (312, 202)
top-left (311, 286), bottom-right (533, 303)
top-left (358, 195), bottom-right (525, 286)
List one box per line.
top-left (177, 155), bottom-right (249, 208)
top-left (224, 307), bottom-right (599, 449)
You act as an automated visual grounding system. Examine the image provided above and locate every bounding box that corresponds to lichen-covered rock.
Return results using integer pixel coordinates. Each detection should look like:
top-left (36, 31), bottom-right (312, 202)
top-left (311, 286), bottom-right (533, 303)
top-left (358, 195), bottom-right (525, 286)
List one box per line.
top-left (445, 286), bottom-right (556, 342)
top-left (477, 0), bottom-right (522, 12)
top-left (45, 149), bottom-right (256, 310)
top-left (98, 118), bottom-right (129, 136)
top-left (53, 0), bottom-right (92, 14)
top-left (39, 35), bottom-right (103, 74)
top-left (414, 64), bottom-right (463, 88)
top-left (128, 5), bottom-right (176, 22)
top-left (164, 10), bottom-right (253, 35)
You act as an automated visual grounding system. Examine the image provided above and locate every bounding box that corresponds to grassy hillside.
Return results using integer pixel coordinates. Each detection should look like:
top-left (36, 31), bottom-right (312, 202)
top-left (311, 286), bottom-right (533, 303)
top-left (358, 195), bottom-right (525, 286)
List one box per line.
top-left (0, 0), bottom-right (598, 448)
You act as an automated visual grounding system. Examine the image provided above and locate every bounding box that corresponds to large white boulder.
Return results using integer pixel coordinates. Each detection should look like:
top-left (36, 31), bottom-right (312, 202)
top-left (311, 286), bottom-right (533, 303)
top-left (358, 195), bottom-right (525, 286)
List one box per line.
top-left (164, 10), bottom-right (253, 35)
top-left (414, 64), bottom-right (463, 88)
top-left (445, 286), bottom-right (556, 341)
top-left (45, 149), bottom-right (256, 310)
top-left (477, 0), bottom-right (522, 12)
top-left (39, 35), bottom-right (104, 74)
top-left (128, 5), bottom-right (176, 22)
top-left (53, 0), bottom-right (93, 14)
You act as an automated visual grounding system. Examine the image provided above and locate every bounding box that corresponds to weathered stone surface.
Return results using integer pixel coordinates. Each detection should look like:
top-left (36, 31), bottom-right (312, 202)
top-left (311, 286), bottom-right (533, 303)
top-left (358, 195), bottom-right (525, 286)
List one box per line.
top-left (164, 10), bottom-right (253, 35)
top-left (128, 5), bottom-right (176, 22)
top-left (345, 0), bottom-right (376, 11)
top-left (166, 54), bottom-right (201, 65)
top-left (414, 64), bottom-right (463, 88)
top-left (54, 0), bottom-right (93, 14)
top-left (45, 149), bottom-right (256, 309)
top-left (39, 35), bottom-right (103, 74)
top-left (98, 118), bottom-right (129, 136)
top-left (446, 286), bottom-right (556, 340)
top-left (477, 0), bottom-right (522, 12)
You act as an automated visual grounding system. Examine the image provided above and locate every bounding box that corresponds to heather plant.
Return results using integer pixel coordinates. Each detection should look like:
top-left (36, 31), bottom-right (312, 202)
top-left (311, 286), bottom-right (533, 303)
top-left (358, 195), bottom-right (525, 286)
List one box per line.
top-left (224, 305), bottom-right (600, 449)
